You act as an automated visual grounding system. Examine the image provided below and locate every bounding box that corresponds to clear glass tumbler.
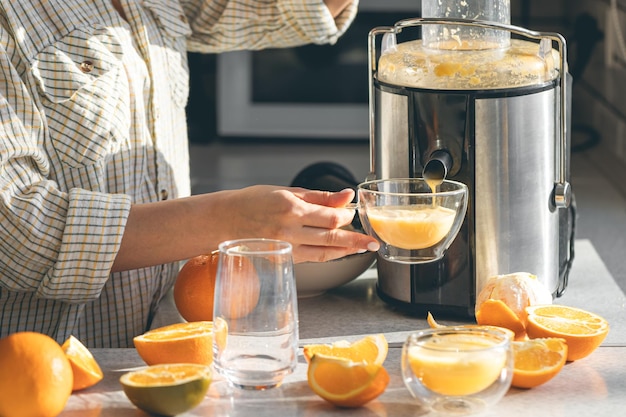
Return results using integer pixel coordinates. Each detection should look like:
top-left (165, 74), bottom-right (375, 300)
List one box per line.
top-left (402, 327), bottom-right (513, 415)
top-left (213, 239), bottom-right (299, 390)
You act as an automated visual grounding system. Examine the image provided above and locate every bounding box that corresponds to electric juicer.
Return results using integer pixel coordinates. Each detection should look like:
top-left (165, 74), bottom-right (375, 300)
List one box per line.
top-left (368, 0), bottom-right (575, 318)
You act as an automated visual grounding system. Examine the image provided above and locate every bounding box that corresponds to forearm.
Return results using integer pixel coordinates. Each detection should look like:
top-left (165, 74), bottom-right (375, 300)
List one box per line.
top-left (185, 0), bottom-right (359, 52)
top-left (324, 0), bottom-right (354, 18)
top-left (113, 185), bottom-right (379, 271)
top-left (112, 193), bottom-right (229, 272)
top-left (0, 185), bottom-right (130, 302)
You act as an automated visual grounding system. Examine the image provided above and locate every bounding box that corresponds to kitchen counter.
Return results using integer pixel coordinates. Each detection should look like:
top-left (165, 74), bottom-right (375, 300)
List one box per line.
top-left (61, 240), bottom-right (626, 417)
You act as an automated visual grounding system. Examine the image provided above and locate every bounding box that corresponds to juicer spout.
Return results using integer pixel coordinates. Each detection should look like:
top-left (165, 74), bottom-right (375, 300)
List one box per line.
top-left (423, 150), bottom-right (452, 183)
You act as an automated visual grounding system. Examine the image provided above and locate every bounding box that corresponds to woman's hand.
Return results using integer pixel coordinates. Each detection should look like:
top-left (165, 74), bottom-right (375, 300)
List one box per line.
top-left (113, 185), bottom-right (379, 272)
top-left (217, 185), bottom-right (379, 263)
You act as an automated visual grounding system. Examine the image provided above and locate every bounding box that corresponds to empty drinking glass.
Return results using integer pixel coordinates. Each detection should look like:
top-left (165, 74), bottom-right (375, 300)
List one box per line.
top-left (213, 239), bottom-right (299, 390)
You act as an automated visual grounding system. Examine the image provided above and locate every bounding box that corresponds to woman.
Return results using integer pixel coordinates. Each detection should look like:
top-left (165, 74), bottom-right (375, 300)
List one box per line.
top-left (0, 0), bottom-right (377, 347)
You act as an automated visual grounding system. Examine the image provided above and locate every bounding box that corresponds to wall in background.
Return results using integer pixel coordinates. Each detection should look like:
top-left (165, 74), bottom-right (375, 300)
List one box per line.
top-left (565, 0), bottom-right (626, 172)
top-left (185, 0), bottom-right (626, 176)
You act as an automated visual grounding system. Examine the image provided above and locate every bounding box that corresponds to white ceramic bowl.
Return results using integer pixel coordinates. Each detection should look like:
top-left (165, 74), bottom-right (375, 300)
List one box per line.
top-left (294, 251), bottom-right (376, 298)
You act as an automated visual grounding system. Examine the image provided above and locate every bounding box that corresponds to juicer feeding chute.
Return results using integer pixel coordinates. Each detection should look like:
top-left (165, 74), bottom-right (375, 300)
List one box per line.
top-left (367, 7), bottom-right (574, 317)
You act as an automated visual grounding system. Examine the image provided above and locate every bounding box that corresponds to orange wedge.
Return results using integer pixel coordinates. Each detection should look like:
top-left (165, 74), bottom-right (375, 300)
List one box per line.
top-left (475, 299), bottom-right (527, 340)
top-left (61, 335), bottom-right (104, 391)
top-left (302, 334), bottom-right (388, 366)
top-left (525, 305), bottom-right (609, 361)
top-left (511, 338), bottom-right (568, 389)
top-left (133, 321), bottom-right (214, 366)
top-left (304, 334), bottom-right (389, 407)
top-left (307, 354), bottom-right (389, 408)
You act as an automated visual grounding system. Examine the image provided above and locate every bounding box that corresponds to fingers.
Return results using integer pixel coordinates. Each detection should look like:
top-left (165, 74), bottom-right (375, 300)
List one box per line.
top-left (230, 186), bottom-right (378, 263)
top-left (293, 187), bottom-right (355, 208)
top-left (290, 188), bottom-right (358, 230)
top-left (290, 226), bottom-right (379, 263)
top-left (286, 188), bottom-right (379, 259)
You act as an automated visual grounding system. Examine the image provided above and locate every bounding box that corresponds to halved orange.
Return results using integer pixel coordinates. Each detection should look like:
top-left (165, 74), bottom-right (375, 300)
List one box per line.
top-left (475, 299), bottom-right (527, 340)
top-left (133, 321), bottom-right (214, 366)
top-left (525, 305), bottom-right (609, 361)
top-left (307, 354), bottom-right (389, 408)
top-left (511, 338), bottom-right (568, 389)
top-left (302, 334), bottom-right (388, 366)
top-left (61, 335), bottom-right (104, 391)
top-left (120, 363), bottom-right (211, 416)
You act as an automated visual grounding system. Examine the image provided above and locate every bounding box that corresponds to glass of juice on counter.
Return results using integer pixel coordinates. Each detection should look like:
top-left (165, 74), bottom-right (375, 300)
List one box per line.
top-left (213, 239), bottom-right (299, 390)
top-left (402, 327), bottom-right (513, 415)
top-left (356, 178), bottom-right (468, 263)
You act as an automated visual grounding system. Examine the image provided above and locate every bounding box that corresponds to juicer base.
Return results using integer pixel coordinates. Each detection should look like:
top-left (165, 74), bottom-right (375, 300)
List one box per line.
top-left (376, 284), bottom-right (475, 321)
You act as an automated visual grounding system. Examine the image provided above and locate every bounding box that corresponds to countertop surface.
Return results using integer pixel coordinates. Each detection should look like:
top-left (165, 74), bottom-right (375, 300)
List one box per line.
top-left (188, 141), bottom-right (626, 298)
top-left (60, 239), bottom-right (626, 417)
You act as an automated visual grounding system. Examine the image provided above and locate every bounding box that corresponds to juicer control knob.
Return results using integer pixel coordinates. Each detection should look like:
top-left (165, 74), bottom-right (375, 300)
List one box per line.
top-left (554, 181), bottom-right (571, 208)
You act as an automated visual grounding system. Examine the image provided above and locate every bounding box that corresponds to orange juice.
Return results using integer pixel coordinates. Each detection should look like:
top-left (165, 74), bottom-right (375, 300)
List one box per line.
top-left (406, 334), bottom-right (506, 396)
top-left (366, 205), bottom-right (455, 250)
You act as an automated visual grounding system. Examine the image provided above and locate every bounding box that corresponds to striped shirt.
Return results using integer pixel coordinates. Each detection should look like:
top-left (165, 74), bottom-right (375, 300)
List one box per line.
top-left (0, 0), bottom-right (357, 348)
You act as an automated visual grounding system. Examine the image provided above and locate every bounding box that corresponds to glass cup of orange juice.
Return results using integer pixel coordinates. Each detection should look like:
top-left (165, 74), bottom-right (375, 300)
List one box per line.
top-left (356, 178), bottom-right (468, 263)
top-left (402, 327), bottom-right (513, 415)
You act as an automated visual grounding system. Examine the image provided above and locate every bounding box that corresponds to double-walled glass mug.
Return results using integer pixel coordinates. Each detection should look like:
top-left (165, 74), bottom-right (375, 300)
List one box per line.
top-left (357, 178), bottom-right (468, 264)
top-left (402, 327), bottom-right (513, 415)
top-left (213, 239), bottom-right (299, 390)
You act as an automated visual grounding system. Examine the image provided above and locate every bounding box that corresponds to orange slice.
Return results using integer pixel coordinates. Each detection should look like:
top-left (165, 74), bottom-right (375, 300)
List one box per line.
top-left (475, 299), bottom-right (527, 340)
top-left (511, 338), bottom-right (568, 389)
top-left (426, 312), bottom-right (442, 328)
top-left (302, 334), bottom-right (388, 366)
top-left (61, 335), bottom-right (104, 391)
top-left (525, 305), bottom-right (609, 361)
top-left (133, 321), bottom-right (214, 366)
top-left (426, 311), bottom-right (516, 341)
top-left (307, 354), bottom-right (390, 408)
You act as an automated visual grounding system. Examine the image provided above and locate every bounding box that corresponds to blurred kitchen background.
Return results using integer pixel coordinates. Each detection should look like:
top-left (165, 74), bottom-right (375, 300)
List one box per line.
top-left (184, 0), bottom-right (626, 292)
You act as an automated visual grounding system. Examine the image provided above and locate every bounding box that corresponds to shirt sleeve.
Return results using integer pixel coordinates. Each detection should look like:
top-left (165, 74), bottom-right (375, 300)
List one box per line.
top-left (0, 49), bottom-right (131, 304)
top-left (182, 0), bottom-right (358, 53)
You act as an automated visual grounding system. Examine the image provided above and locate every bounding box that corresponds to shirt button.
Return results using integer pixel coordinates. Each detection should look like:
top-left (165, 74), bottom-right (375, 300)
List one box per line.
top-left (79, 61), bottom-right (94, 73)
top-left (160, 189), bottom-right (169, 200)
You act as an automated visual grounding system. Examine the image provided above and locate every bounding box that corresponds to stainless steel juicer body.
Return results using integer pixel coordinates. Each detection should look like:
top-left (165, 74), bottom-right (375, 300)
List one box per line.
top-left (368, 19), bottom-right (574, 317)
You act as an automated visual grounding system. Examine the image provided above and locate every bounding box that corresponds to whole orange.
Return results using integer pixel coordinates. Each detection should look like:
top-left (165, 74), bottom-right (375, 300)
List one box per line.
top-left (174, 251), bottom-right (261, 322)
top-left (0, 332), bottom-right (73, 417)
